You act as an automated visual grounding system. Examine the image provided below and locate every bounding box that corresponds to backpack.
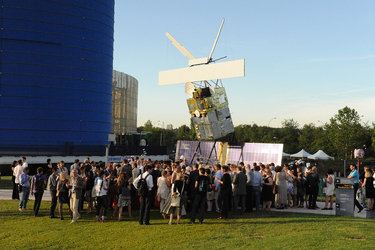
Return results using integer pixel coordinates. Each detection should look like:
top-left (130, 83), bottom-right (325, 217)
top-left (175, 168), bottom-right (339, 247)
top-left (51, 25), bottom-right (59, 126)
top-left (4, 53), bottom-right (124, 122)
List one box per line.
top-left (198, 178), bottom-right (208, 193)
top-left (137, 174), bottom-right (149, 197)
top-left (35, 175), bottom-right (44, 192)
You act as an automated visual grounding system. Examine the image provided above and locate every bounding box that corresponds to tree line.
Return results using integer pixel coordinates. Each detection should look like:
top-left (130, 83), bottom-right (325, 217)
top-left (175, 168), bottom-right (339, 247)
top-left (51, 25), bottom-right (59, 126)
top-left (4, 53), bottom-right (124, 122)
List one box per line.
top-left (138, 106), bottom-right (375, 161)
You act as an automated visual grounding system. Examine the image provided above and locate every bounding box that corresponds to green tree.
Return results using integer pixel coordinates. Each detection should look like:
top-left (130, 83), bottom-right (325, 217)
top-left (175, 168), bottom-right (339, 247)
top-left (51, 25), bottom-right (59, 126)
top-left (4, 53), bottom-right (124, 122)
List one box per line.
top-left (279, 119), bottom-right (300, 153)
top-left (144, 120), bottom-right (153, 130)
top-left (326, 106), bottom-right (366, 159)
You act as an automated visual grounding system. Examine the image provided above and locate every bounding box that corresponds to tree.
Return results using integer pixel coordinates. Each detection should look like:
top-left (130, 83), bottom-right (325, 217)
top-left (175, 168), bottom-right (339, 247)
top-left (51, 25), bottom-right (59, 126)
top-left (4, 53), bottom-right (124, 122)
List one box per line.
top-left (326, 106), bottom-right (366, 159)
top-left (144, 120), bottom-right (153, 130)
top-left (279, 119), bottom-right (300, 153)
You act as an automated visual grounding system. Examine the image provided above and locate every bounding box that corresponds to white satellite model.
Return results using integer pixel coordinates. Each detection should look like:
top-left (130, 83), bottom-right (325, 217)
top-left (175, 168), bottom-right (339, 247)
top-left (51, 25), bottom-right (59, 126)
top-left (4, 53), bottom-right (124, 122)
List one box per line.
top-left (158, 19), bottom-right (245, 140)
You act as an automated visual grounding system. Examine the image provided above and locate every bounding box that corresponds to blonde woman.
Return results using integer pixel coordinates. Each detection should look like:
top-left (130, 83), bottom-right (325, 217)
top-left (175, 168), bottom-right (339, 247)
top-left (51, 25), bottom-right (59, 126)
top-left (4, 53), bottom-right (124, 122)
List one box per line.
top-left (362, 169), bottom-right (375, 211)
top-left (56, 172), bottom-right (70, 220)
top-left (163, 172), bottom-right (185, 225)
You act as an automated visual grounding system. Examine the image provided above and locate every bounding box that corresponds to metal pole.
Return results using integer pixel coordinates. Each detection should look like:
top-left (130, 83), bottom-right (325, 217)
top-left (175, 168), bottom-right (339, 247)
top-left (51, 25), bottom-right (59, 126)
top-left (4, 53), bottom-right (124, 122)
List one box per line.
top-left (105, 144), bottom-right (110, 167)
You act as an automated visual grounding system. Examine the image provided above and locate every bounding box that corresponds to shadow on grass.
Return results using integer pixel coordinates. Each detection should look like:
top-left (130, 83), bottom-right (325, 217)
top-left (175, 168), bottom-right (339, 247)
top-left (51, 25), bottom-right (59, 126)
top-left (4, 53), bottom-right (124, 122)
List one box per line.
top-left (2, 208), bottom-right (374, 227)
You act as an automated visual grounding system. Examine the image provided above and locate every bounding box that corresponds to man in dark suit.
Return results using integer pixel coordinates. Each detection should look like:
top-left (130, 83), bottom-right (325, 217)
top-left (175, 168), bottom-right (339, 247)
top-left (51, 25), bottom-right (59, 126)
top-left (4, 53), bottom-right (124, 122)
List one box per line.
top-left (233, 166), bottom-right (247, 214)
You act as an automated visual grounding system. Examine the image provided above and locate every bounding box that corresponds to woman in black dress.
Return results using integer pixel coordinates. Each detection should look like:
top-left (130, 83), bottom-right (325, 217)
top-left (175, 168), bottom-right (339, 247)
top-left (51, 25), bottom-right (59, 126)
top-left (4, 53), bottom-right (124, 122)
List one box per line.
top-left (362, 169), bottom-right (375, 211)
top-left (262, 169), bottom-right (274, 211)
top-left (56, 172), bottom-right (70, 219)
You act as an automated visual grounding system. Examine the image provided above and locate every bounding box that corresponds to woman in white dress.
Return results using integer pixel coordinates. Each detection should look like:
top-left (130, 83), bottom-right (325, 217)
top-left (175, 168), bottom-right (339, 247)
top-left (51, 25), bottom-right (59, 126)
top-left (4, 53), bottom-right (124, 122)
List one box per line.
top-left (274, 166), bottom-right (288, 209)
top-left (157, 170), bottom-right (171, 218)
top-left (322, 169), bottom-right (335, 210)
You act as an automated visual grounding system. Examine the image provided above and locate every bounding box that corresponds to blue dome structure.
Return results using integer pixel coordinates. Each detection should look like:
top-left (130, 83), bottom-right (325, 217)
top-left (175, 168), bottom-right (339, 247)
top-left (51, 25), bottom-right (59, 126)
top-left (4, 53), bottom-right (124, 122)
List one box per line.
top-left (0, 0), bottom-right (115, 154)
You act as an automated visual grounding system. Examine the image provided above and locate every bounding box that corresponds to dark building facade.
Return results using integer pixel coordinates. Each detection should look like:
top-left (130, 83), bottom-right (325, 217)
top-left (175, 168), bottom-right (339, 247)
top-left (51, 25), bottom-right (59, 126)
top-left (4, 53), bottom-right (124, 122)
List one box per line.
top-left (0, 0), bottom-right (115, 154)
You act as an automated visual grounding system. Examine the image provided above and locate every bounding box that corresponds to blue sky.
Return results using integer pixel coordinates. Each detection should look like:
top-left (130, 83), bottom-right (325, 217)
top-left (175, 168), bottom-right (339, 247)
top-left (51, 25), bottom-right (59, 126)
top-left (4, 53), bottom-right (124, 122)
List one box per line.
top-left (113, 0), bottom-right (375, 128)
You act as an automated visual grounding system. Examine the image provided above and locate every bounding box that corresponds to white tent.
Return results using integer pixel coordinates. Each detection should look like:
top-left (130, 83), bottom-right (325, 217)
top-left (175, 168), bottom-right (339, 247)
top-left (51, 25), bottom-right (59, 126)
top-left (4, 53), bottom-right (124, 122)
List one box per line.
top-left (290, 149), bottom-right (312, 158)
top-left (308, 150), bottom-right (334, 160)
top-left (282, 152), bottom-right (291, 157)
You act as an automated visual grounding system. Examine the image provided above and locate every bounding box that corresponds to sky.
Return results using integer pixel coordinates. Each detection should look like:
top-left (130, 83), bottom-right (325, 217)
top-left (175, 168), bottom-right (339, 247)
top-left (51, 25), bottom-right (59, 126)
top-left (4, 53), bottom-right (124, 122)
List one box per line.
top-left (113, 0), bottom-right (375, 128)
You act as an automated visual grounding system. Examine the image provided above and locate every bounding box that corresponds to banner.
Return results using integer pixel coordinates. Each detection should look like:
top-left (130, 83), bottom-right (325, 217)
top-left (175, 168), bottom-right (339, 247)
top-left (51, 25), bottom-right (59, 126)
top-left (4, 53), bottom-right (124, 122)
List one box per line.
top-left (176, 140), bottom-right (283, 166)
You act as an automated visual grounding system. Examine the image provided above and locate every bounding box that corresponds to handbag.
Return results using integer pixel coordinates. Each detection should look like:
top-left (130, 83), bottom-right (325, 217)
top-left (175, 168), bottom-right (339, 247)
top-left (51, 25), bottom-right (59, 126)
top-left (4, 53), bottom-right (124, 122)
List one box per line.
top-left (171, 193), bottom-right (181, 207)
top-left (170, 181), bottom-right (185, 207)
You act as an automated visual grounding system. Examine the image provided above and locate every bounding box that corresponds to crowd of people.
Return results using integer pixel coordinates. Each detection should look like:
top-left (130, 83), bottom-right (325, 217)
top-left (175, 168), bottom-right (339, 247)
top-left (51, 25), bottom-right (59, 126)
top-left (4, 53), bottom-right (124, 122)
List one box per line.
top-left (10, 156), bottom-right (375, 225)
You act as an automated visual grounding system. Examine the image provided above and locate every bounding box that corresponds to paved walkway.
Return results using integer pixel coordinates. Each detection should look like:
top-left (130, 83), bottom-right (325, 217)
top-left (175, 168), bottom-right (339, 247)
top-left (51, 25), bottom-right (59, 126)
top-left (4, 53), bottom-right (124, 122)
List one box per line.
top-left (0, 189), bottom-right (369, 218)
top-left (269, 201), bottom-right (367, 218)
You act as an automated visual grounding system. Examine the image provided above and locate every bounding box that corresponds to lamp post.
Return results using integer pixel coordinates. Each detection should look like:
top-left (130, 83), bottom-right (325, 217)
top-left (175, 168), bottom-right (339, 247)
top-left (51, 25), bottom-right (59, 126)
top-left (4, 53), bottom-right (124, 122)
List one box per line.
top-left (157, 121), bottom-right (165, 146)
top-left (268, 117), bottom-right (277, 127)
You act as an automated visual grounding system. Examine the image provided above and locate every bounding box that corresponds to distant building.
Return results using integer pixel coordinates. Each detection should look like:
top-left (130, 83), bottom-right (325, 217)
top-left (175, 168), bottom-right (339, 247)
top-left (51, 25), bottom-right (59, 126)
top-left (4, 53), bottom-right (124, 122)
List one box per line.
top-left (112, 70), bottom-right (138, 135)
top-left (166, 124), bottom-right (174, 130)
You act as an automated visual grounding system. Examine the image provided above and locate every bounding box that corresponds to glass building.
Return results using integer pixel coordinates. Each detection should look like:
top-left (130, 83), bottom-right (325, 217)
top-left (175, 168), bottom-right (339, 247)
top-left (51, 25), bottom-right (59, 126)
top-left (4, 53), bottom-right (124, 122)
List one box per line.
top-left (112, 70), bottom-right (138, 134)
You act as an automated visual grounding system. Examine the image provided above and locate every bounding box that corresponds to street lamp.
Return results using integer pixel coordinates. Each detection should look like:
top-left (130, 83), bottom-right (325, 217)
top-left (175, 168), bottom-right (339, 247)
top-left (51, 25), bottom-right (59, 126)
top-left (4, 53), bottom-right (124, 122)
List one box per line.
top-left (157, 120), bottom-right (164, 146)
top-left (268, 117), bottom-right (277, 127)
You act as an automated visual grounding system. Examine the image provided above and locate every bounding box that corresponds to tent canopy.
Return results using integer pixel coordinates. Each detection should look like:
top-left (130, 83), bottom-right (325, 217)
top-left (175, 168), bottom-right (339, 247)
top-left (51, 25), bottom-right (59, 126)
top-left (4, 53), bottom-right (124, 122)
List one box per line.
top-left (290, 149), bottom-right (312, 158)
top-left (308, 150), bottom-right (334, 160)
top-left (282, 152), bottom-right (291, 157)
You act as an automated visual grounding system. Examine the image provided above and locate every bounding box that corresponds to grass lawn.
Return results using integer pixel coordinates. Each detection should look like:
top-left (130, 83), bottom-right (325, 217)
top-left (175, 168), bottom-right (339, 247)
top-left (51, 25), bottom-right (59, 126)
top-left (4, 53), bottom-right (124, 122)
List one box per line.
top-left (0, 176), bottom-right (12, 189)
top-left (0, 200), bottom-right (374, 249)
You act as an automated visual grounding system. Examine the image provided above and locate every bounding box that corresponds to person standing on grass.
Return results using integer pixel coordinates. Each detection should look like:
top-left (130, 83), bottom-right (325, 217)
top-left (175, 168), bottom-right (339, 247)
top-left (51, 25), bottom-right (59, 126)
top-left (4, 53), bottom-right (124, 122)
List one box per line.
top-left (84, 170), bottom-right (95, 214)
top-left (214, 164), bottom-right (223, 213)
top-left (157, 170), bottom-right (171, 219)
top-left (252, 165), bottom-right (263, 211)
top-left (115, 171), bottom-right (132, 221)
top-left (68, 169), bottom-right (83, 223)
top-left (166, 172), bottom-right (185, 225)
top-left (205, 168), bottom-right (215, 212)
top-left (19, 167), bottom-right (31, 211)
top-left (133, 165), bottom-right (153, 225)
top-left (47, 166), bottom-right (59, 218)
top-left (30, 167), bottom-right (47, 216)
top-left (296, 171), bottom-right (305, 208)
top-left (348, 164), bottom-right (364, 213)
top-left (217, 165), bottom-right (232, 219)
top-left (245, 164), bottom-right (254, 212)
top-left (322, 169), bottom-right (335, 210)
top-left (11, 161), bottom-right (19, 200)
top-left (57, 172), bottom-right (70, 220)
top-left (274, 166), bottom-right (287, 209)
top-left (262, 169), bottom-right (274, 211)
top-left (233, 166), bottom-right (247, 215)
top-left (362, 169), bottom-right (375, 211)
top-left (190, 167), bottom-right (209, 224)
top-left (14, 160), bottom-right (24, 200)
top-left (94, 171), bottom-right (109, 222)
top-left (307, 166), bottom-right (319, 209)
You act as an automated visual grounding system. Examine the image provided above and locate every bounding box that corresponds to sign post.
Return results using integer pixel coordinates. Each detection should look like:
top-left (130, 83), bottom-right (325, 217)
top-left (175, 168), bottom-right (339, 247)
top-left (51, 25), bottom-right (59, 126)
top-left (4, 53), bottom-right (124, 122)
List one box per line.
top-left (335, 177), bottom-right (354, 217)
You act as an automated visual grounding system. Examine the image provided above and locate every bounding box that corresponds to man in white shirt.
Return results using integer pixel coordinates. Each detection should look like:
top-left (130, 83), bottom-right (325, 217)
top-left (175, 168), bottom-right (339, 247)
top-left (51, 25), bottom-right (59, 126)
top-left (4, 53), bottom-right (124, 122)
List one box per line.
top-left (133, 165), bottom-right (153, 225)
top-left (14, 160), bottom-right (24, 185)
top-left (21, 157), bottom-right (28, 169)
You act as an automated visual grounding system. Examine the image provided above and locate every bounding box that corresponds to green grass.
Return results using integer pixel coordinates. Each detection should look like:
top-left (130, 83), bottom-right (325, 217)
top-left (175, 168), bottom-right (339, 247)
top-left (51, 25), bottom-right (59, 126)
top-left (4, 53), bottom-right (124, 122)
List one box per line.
top-left (0, 176), bottom-right (12, 189)
top-left (0, 200), bottom-right (374, 249)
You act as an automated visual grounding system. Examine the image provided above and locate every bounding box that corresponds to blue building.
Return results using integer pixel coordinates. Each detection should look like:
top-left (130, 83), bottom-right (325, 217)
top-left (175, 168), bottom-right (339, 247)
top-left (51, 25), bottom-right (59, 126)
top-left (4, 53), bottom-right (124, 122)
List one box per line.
top-left (0, 0), bottom-right (115, 154)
